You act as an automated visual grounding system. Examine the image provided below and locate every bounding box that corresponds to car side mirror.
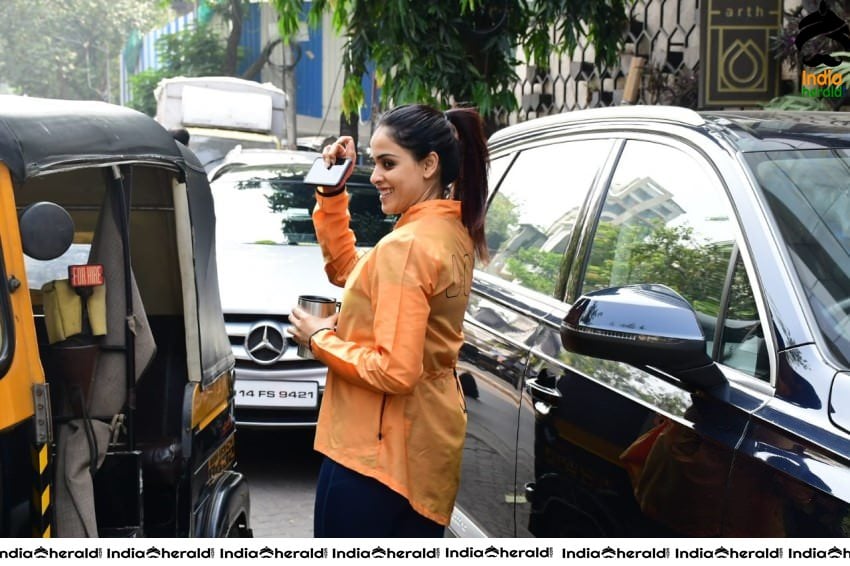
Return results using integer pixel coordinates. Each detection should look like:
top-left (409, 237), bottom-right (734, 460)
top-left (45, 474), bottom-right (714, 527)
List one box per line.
top-left (560, 284), bottom-right (725, 389)
top-left (19, 201), bottom-right (74, 260)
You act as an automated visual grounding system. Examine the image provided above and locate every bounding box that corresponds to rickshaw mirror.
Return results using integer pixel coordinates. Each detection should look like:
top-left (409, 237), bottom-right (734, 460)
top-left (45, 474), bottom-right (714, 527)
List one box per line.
top-left (19, 201), bottom-right (74, 260)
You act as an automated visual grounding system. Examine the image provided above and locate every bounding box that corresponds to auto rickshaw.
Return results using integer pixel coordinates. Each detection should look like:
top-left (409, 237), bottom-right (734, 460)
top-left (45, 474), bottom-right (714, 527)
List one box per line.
top-left (0, 95), bottom-right (250, 537)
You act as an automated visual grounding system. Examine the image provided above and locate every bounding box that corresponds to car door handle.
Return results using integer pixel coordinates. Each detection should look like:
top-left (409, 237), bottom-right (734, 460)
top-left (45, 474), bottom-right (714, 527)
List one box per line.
top-left (526, 377), bottom-right (561, 408)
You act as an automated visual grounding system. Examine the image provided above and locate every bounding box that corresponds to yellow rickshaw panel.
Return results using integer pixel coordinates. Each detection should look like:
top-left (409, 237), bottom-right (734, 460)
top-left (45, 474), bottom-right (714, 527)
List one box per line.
top-left (0, 165), bottom-right (45, 432)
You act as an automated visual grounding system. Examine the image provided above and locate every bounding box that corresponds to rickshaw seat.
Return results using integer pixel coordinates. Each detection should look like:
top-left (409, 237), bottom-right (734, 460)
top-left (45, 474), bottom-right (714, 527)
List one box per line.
top-left (41, 277), bottom-right (107, 345)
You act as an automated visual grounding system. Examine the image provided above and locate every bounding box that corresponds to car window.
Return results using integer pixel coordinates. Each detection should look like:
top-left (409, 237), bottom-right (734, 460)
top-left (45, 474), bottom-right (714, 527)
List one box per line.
top-left (191, 135), bottom-right (279, 171)
top-left (483, 139), bottom-right (612, 298)
top-left (581, 139), bottom-right (739, 358)
top-left (211, 167), bottom-right (392, 247)
top-left (745, 149), bottom-right (850, 368)
top-left (486, 154), bottom-right (511, 200)
top-left (719, 252), bottom-right (768, 380)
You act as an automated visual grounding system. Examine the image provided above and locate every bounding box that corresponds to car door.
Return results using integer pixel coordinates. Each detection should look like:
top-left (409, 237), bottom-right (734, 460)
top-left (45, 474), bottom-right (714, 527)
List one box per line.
top-left (524, 136), bottom-right (760, 536)
top-left (453, 138), bottom-right (616, 537)
top-left (721, 149), bottom-right (850, 536)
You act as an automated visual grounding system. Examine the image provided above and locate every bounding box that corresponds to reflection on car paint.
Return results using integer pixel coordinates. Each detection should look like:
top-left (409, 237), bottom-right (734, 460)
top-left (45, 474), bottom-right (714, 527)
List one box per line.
top-left (452, 107), bottom-right (850, 538)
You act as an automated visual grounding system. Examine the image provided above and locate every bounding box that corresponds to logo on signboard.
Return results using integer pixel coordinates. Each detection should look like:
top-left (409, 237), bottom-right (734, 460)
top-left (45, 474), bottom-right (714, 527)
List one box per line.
top-left (699, 0), bottom-right (783, 107)
top-left (796, 1), bottom-right (850, 99)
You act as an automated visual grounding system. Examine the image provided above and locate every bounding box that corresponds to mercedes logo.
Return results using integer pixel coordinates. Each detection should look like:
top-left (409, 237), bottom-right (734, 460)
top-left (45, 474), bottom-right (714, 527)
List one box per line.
top-left (244, 321), bottom-right (287, 365)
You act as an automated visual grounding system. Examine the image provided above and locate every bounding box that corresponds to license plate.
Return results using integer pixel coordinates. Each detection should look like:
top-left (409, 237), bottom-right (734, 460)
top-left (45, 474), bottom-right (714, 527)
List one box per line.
top-left (235, 380), bottom-right (318, 408)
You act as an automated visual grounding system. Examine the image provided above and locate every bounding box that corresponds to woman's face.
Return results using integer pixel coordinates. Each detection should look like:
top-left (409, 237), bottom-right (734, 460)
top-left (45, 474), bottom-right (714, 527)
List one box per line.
top-left (369, 126), bottom-right (439, 215)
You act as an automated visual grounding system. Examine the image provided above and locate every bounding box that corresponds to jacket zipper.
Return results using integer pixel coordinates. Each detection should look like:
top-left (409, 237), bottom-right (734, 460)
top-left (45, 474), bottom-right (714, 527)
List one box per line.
top-left (378, 394), bottom-right (387, 440)
top-left (454, 369), bottom-right (468, 414)
top-left (377, 372), bottom-right (466, 440)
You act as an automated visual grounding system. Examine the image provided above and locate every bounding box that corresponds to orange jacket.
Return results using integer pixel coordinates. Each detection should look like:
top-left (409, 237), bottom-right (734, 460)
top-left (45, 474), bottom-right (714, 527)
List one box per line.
top-left (310, 191), bottom-right (472, 525)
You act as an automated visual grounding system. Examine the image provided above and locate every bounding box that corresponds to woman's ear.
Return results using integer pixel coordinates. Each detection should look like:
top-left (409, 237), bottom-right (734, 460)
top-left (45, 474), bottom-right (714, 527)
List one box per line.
top-left (422, 151), bottom-right (440, 180)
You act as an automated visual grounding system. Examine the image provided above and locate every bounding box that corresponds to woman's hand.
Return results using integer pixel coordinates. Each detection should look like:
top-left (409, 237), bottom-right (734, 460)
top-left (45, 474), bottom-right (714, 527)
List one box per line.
top-left (318, 136), bottom-right (357, 191)
top-left (323, 135), bottom-right (357, 167)
top-left (287, 306), bottom-right (339, 350)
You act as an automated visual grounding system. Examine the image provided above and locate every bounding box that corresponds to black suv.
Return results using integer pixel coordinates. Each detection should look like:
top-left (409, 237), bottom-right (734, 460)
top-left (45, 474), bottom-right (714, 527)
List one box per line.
top-left (450, 106), bottom-right (850, 537)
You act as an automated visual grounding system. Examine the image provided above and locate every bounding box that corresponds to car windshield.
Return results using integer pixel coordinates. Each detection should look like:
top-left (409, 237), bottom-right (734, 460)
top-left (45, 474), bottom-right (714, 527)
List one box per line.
top-left (191, 134), bottom-right (279, 171)
top-left (211, 166), bottom-right (393, 247)
top-left (746, 149), bottom-right (850, 366)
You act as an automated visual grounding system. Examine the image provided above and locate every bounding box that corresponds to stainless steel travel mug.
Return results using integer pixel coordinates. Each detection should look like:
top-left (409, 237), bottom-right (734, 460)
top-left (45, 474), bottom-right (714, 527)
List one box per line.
top-left (296, 295), bottom-right (337, 359)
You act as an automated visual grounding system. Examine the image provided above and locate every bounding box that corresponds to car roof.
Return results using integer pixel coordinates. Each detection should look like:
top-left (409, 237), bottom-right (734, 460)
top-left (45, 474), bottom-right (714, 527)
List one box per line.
top-left (700, 110), bottom-right (850, 151)
top-left (187, 127), bottom-right (281, 143)
top-left (0, 95), bottom-right (185, 183)
top-left (489, 105), bottom-right (850, 153)
top-left (488, 105), bottom-right (705, 147)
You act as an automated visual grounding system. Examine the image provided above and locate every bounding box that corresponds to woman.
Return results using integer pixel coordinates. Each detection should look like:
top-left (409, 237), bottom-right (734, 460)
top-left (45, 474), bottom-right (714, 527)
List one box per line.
top-left (287, 103), bottom-right (489, 537)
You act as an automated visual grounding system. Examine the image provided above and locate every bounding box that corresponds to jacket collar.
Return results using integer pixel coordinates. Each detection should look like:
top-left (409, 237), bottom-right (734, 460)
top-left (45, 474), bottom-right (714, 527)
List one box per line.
top-left (394, 199), bottom-right (462, 230)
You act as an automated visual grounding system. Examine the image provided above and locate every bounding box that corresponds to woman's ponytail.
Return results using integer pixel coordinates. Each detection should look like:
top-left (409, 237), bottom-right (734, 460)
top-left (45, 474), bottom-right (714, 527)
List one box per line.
top-left (446, 108), bottom-right (490, 263)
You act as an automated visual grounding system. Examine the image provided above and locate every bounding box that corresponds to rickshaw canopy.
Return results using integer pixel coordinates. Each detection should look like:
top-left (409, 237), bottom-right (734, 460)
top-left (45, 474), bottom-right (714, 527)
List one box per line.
top-left (0, 95), bottom-right (185, 182)
top-left (0, 95), bottom-right (233, 386)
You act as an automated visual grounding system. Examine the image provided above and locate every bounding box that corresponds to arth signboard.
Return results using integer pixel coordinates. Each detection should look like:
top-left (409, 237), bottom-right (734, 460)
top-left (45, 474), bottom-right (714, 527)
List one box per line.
top-left (699, 0), bottom-right (783, 107)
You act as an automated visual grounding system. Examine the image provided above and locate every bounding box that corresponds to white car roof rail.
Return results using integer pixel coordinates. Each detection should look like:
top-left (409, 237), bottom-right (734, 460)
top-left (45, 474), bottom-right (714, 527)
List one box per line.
top-left (490, 105), bottom-right (705, 143)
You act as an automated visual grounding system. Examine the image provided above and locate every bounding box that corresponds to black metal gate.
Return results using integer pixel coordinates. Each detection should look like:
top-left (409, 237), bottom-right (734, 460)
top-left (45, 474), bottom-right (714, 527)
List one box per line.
top-left (503, 0), bottom-right (700, 125)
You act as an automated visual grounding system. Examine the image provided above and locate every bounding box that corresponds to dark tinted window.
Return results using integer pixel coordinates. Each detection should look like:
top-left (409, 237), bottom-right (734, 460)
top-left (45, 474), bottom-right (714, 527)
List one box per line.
top-left (746, 149), bottom-right (850, 367)
top-left (483, 139), bottom-right (612, 297)
top-left (719, 252), bottom-right (768, 380)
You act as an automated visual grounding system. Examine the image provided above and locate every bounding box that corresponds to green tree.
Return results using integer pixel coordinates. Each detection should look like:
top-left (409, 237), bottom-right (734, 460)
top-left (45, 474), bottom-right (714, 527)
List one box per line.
top-left (505, 248), bottom-right (563, 295)
top-left (128, 23), bottom-right (229, 115)
top-left (205, 0), bottom-right (288, 81)
top-left (0, 0), bottom-right (167, 101)
top-left (126, 1), bottom-right (287, 117)
top-left (271, 0), bottom-right (633, 129)
top-left (583, 221), bottom-right (732, 318)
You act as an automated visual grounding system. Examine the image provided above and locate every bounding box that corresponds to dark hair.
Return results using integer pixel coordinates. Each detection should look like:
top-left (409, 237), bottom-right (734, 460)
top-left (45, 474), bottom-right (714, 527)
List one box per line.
top-left (376, 104), bottom-right (490, 262)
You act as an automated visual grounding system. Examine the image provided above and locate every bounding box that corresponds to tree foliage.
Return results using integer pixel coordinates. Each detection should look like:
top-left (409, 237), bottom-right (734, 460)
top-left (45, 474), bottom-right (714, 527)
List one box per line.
top-left (128, 23), bottom-right (229, 116)
top-left (272, 0), bottom-right (632, 124)
top-left (0, 0), bottom-right (166, 100)
top-left (490, 203), bottom-right (746, 321)
top-left (203, 0), bottom-right (248, 76)
top-left (583, 221), bottom-right (733, 317)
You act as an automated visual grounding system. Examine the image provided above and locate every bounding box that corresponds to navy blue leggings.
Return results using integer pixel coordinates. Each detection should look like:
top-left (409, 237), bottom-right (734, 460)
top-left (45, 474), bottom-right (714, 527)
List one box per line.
top-left (313, 457), bottom-right (445, 538)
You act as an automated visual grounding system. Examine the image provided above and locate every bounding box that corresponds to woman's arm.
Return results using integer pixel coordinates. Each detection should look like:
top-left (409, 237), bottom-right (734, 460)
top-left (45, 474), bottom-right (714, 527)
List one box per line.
top-left (312, 135), bottom-right (361, 286)
top-left (313, 191), bottom-right (360, 286)
top-left (311, 235), bottom-right (434, 395)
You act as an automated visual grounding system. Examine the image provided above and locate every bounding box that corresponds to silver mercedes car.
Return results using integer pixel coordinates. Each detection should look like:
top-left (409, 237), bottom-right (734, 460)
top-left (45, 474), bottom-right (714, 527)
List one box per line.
top-left (210, 148), bottom-right (390, 427)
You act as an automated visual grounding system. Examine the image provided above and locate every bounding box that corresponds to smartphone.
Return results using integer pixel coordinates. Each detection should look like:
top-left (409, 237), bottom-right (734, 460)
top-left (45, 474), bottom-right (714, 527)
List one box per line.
top-left (303, 157), bottom-right (353, 187)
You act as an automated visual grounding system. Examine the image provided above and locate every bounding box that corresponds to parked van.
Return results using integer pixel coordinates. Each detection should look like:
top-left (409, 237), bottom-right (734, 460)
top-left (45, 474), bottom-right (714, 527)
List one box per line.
top-left (0, 95), bottom-right (250, 537)
top-left (155, 76), bottom-right (286, 171)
